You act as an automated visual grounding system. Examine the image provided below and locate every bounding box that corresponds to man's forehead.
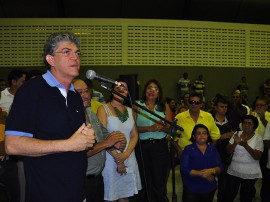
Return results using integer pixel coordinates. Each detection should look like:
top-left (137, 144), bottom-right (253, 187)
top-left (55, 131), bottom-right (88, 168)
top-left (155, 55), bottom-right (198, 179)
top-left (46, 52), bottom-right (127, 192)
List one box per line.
top-left (74, 80), bottom-right (87, 89)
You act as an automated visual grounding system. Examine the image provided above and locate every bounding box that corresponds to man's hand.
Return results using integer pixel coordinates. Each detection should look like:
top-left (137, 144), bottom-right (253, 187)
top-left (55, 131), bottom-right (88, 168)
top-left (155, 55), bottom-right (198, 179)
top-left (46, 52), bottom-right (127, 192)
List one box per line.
top-left (67, 123), bottom-right (95, 152)
top-left (105, 131), bottom-right (126, 150)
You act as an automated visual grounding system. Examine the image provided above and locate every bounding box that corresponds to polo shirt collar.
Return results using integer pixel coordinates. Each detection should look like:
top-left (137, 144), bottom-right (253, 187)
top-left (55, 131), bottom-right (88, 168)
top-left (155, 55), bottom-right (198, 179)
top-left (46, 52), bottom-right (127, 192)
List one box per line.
top-left (42, 70), bottom-right (75, 92)
top-left (215, 116), bottom-right (228, 125)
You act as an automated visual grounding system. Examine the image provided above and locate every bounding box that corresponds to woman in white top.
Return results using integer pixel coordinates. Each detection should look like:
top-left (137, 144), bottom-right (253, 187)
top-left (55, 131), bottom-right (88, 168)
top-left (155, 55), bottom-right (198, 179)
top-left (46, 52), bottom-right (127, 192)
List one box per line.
top-left (97, 81), bottom-right (141, 202)
top-left (223, 115), bottom-right (263, 202)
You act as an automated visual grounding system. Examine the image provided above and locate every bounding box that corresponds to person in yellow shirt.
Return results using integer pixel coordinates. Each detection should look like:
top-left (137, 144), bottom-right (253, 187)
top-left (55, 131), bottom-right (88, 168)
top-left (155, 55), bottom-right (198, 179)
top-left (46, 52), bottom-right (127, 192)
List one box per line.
top-left (91, 98), bottom-right (103, 114)
top-left (0, 109), bottom-right (7, 153)
top-left (252, 97), bottom-right (270, 137)
top-left (251, 96), bottom-right (270, 201)
top-left (83, 80), bottom-right (103, 114)
top-left (175, 92), bottom-right (221, 151)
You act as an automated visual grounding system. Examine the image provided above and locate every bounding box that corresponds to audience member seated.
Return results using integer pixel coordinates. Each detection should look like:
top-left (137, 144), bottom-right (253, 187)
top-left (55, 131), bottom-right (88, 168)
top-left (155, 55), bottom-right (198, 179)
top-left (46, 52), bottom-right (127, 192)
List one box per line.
top-left (180, 124), bottom-right (223, 202)
top-left (223, 115), bottom-right (263, 202)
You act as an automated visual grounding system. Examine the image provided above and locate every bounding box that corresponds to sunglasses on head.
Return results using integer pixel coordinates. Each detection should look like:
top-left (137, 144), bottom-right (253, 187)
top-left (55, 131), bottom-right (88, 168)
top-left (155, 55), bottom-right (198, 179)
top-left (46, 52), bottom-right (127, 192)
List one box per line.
top-left (189, 100), bottom-right (201, 105)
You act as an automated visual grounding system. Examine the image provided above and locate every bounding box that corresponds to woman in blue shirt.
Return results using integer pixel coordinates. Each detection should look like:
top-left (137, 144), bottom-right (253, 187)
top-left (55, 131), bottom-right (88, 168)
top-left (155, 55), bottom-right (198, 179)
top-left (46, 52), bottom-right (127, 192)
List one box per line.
top-left (180, 124), bottom-right (223, 202)
top-left (135, 79), bottom-right (172, 202)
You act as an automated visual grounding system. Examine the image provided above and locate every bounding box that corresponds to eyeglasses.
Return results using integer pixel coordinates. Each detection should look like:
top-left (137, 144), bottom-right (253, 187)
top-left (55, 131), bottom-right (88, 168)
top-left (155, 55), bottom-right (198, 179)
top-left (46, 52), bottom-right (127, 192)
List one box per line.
top-left (147, 87), bottom-right (159, 92)
top-left (189, 100), bottom-right (201, 105)
top-left (54, 49), bottom-right (81, 58)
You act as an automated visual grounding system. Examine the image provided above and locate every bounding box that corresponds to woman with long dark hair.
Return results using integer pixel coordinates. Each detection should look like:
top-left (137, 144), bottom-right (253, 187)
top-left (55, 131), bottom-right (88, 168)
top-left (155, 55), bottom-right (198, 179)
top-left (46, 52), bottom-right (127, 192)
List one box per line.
top-left (97, 81), bottom-right (141, 202)
top-left (135, 79), bottom-right (172, 202)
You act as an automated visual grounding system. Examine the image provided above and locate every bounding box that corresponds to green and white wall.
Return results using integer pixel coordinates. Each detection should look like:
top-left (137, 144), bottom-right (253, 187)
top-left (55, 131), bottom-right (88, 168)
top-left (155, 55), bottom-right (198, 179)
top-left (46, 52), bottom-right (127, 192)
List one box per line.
top-left (1, 18), bottom-right (270, 103)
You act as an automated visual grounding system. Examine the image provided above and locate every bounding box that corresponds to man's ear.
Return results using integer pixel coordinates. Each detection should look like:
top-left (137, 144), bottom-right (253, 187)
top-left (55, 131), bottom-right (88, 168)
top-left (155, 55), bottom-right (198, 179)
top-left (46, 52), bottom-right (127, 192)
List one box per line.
top-left (46, 55), bottom-right (55, 67)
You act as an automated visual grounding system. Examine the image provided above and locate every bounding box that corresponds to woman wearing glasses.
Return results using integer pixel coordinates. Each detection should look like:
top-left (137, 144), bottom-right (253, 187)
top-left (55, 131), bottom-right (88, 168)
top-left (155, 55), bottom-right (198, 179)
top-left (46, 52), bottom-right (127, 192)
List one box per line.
top-left (135, 79), bottom-right (172, 202)
top-left (223, 115), bottom-right (263, 202)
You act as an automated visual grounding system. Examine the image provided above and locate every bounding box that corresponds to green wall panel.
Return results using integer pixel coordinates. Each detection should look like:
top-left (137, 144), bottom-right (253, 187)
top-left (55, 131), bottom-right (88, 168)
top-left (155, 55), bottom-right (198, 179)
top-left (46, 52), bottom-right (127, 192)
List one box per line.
top-left (1, 18), bottom-right (270, 67)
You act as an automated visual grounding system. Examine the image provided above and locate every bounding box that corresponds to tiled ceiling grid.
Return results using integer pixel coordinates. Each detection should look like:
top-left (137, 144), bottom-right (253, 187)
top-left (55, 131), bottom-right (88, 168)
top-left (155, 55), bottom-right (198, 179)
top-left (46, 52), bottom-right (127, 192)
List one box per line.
top-left (0, 19), bottom-right (270, 68)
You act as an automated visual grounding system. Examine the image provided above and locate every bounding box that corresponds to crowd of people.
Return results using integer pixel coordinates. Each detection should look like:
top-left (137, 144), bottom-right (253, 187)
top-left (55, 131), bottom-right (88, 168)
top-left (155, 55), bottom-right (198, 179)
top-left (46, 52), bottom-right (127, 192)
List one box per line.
top-left (0, 31), bottom-right (270, 202)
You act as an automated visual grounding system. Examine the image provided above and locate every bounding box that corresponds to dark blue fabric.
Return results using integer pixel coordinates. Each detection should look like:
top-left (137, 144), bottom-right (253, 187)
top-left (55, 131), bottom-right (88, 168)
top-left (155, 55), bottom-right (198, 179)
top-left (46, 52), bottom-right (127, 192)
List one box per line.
top-left (6, 76), bottom-right (87, 202)
top-left (180, 143), bottom-right (223, 194)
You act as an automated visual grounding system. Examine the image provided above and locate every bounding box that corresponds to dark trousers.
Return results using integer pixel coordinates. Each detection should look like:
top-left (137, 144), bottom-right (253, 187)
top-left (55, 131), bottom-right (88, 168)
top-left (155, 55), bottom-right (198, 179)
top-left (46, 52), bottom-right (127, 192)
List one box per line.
top-left (260, 149), bottom-right (268, 199)
top-left (216, 165), bottom-right (228, 202)
top-left (136, 139), bottom-right (169, 202)
top-left (85, 173), bottom-right (104, 202)
top-left (223, 174), bottom-right (257, 202)
top-left (261, 167), bottom-right (270, 202)
top-left (182, 187), bottom-right (216, 202)
top-left (0, 158), bottom-right (20, 202)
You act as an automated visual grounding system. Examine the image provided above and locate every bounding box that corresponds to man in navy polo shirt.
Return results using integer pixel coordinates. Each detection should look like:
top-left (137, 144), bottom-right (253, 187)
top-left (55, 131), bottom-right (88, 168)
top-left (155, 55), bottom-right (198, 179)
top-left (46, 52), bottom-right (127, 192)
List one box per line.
top-left (4, 32), bottom-right (95, 202)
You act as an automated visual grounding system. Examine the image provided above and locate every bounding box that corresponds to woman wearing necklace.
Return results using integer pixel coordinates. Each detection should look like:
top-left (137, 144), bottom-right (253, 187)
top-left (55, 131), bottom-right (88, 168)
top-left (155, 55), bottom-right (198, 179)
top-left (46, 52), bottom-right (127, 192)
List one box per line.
top-left (223, 115), bottom-right (263, 202)
top-left (180, 124), bottom-right (222, 202)
top-left (135, 79), bottom-right (172, 202)
top-left (97, 81), bottom-right (141, 202)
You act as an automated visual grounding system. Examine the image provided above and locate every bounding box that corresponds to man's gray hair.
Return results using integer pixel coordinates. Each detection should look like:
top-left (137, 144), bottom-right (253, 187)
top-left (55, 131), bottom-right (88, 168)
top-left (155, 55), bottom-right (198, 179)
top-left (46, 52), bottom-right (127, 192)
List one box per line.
top-left (43, 31), bottom-right (80, 69)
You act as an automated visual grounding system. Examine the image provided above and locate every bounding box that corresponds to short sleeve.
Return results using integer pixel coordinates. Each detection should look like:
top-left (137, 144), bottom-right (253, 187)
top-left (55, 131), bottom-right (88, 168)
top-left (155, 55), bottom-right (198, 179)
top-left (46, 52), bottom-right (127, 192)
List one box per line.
top-left (255, 135), bottom-right (264, 152)
top-left (5, 80), bottom-right (39, 137)
top-left (263, 122), bottom-right (270, 140)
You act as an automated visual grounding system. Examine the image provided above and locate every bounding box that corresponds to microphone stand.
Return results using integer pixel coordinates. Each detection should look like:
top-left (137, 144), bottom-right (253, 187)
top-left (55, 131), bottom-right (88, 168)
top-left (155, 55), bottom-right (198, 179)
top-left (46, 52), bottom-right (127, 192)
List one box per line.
top-left (100, 83), bottom-right (183, 202)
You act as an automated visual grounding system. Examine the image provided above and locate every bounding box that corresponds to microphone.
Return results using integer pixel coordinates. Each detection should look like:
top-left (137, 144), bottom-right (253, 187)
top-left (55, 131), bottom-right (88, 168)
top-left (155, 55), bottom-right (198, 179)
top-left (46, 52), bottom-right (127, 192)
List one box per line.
top-left (86, 70), bottom-right (124, 87)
